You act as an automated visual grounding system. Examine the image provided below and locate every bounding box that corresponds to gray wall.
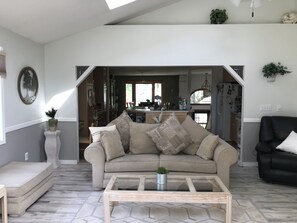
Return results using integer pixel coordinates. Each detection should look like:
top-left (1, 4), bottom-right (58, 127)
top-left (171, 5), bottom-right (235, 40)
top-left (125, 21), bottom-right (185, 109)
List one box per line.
top-left (0, 123), bottom-right (46, 167)
top-left (240, 121), bottom-right (260, 165)
top-left (0, 121), bottom-right (78, 167)
top-left (58, 121), bottom-right (78, 161)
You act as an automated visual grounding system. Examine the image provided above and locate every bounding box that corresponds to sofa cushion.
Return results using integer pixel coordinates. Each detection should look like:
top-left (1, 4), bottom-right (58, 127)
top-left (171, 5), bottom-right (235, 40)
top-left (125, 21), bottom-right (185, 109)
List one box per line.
top-left (271, 150), bottom-right (297, 172)
top-left (105, 154), bottom-right (159, 172)
top-left (129, 122), bottom-right (160, 154)
top-left (147, 115), bottom-right (192, 155)
top-left (107, 110), bottom-right (132, 151)
top-left (181, 115), bottom-right (210, 155)
top-left (101, 129), bottom-right (125, 161)
top-left (276, 131), bottom-right (297, 154)
top-left (89, 125), bottom-right (116, 143)
top-left (196, 134), bottom-right (219, 160)
top-left (160, 154), bottom-right (216, 173)
top-left (0, 162), bottom-right (53, 197)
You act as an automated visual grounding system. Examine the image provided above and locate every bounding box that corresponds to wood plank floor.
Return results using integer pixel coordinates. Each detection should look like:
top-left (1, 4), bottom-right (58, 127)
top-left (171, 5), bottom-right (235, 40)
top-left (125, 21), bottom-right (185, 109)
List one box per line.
top-left (4, 162), bottom-right (297, 222)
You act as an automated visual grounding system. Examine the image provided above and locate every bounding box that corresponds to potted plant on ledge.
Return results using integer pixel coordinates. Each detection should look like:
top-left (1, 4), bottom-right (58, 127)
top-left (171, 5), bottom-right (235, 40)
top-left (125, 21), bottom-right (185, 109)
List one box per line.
top-left (210, 9), bottom-right (228, 24)
top-left (262, 62), bottom-right (291, 82)
top-left (45, 108), bottom-right (58, 131)
top-left (156, 166), bottom-right (169, 185)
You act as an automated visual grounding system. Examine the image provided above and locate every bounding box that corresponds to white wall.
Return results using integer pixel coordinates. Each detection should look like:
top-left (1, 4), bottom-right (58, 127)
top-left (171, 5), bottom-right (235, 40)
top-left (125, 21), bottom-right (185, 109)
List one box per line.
top-left (0, 26), bottom-right (45, 131)
top-left (0, 26), bottom-right (45, 166)
top-left (45, 24), bottom-right (297, 120)
top-left (44, 0), bottom-right (297, 163)
top-left (123, 0), bottom-right (297, 25)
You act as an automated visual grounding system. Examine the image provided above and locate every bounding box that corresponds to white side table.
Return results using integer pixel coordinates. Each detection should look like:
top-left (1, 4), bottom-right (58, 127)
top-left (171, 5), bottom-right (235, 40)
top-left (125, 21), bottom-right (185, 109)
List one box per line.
top-left (44, 130), bottom-right (61, 168)
top-left (0, 185), bottom-right (7, 223)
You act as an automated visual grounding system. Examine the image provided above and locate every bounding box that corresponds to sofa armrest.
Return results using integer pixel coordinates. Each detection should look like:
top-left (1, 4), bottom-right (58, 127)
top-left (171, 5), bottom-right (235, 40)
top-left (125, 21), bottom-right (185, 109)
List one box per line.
top-left (213, 139), bottom-right (238, 189)
top-left (255, 142), bottom-right (273, 153)
top-left (84, 142), bottom-right (106, 190)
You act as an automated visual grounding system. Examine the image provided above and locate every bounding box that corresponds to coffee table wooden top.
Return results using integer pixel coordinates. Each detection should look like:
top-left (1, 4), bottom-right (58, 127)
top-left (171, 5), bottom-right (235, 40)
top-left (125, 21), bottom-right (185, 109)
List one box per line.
top-left (105, 175), bottom-right (231, 202)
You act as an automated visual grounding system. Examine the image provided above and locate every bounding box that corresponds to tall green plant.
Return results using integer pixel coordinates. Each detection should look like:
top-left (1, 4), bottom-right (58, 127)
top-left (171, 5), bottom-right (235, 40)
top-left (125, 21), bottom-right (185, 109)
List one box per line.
top-left (45, 108), bottom-right (57, 119)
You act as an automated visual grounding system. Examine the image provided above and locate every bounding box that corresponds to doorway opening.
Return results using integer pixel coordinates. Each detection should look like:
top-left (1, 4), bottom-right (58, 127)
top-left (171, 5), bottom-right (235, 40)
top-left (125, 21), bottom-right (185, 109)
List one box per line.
top-left (76, 65), bottom-right (244, 160)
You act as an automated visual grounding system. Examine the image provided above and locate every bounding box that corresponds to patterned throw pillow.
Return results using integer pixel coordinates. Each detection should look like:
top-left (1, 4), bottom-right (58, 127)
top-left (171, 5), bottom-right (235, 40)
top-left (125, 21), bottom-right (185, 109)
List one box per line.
top-left (107, 110), bottom-right (132, 151)
top-left (196, 134), bottom-right (219, 160)
top-left (101, 129), bottom-right (125, 161)
top-left (147, 115), bottom-right (192, 155)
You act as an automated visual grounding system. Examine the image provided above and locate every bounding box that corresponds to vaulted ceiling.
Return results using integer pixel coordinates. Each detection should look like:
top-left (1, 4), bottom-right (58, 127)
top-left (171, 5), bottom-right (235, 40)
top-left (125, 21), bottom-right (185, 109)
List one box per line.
top-left (0, 0), bottom-right (180, 43)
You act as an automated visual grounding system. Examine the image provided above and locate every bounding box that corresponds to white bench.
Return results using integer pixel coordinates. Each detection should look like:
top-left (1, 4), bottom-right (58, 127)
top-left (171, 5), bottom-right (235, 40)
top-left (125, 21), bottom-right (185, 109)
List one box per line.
top-left (0, 162), bottom-right (53, 216)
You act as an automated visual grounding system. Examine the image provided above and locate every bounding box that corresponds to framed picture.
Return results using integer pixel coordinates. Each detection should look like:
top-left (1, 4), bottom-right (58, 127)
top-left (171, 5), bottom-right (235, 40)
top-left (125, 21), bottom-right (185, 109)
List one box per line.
top-left (17, 66), bottom-right (38, 104)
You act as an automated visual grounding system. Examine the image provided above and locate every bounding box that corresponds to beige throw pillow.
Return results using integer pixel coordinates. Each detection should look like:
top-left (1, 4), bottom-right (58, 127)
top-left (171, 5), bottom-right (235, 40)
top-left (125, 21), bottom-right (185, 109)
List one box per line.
top-left (181, 115), bottom-right (210, 155)
top-left (101, 130), bottom-right (125, 161)
top-left (89, 125), bottom-right (116, 142)
top-left (129, 122), bottom-right (160, 154)
top-left (147, 115), bottom-right (192, 155)
top-left (107, 110), bottom-right (132, 151)
top-left (196, 134), bottom-right (219, 160)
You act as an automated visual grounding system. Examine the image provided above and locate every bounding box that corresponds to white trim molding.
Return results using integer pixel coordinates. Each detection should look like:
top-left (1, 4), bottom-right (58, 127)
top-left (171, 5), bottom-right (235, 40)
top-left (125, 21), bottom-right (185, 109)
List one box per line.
top-left (57, 117), bottom-right (77, 122)
top-left (5, 118), bottom-right (44, 133)
top-left (238, 161), bottom-right (258, 167)
top-left (0, 77), bottom-right (5, 145)
top-left (243, 118), bottom-right (261, 123)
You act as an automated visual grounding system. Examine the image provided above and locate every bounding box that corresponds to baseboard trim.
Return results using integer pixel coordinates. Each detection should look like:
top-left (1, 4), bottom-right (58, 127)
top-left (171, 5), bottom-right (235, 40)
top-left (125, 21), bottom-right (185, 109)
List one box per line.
top-left (238, 161), bottom-right (258, 167)
top-left (60, 160), bottom-right (78, 165)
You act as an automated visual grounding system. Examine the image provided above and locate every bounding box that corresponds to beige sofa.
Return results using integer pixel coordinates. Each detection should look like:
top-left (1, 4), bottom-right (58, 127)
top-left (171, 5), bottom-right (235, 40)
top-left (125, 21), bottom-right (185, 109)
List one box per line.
top-left (85, 113), bottom-right (238, 190)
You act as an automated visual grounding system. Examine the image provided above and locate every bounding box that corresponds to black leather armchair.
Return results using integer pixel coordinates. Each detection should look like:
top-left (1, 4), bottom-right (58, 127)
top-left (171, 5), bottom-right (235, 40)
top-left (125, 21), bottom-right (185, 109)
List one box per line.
top-left (255, 116), bottom-right (297, 186)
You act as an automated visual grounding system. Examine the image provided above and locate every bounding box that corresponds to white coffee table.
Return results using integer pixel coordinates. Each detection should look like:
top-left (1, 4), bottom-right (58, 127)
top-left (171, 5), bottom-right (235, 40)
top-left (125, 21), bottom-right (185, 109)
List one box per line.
top-left (103, 175), bottom-right (232, 223)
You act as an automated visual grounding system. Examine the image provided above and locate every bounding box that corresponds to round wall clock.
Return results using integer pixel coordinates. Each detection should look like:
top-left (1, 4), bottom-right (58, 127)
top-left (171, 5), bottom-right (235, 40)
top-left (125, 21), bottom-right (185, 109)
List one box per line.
top-left (17, 66), bottom-right (38, 104)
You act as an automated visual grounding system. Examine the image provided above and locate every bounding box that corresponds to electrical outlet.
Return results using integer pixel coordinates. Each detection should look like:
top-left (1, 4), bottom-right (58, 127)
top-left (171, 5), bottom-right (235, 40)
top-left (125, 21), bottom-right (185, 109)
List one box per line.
top-left (25, 152), bottom-right (29, 161)
top-left (260, 104), bottom-right (272, 111)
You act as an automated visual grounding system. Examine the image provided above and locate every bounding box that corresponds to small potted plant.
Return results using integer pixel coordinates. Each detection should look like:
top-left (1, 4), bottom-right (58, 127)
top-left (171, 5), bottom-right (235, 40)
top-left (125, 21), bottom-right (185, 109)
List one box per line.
top-left (156, 166), bottom-right (169, 185)
top-left (210, 9), bottom-right (228, 24)
top-left (262, 62), bottom-right (291, 82)
top-left (45, 108), bottom-right (58, 131)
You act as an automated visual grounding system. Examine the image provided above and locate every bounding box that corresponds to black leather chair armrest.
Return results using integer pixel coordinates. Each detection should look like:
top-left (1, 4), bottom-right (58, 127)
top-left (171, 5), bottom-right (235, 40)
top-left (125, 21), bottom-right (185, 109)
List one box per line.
top-left (255, 142), bottom-right (273, 153)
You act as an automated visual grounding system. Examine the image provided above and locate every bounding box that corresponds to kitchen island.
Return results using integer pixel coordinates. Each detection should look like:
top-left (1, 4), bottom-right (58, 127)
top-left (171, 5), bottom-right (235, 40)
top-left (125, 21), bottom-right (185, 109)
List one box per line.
top-left (126, 109), bottom-right (192, 123)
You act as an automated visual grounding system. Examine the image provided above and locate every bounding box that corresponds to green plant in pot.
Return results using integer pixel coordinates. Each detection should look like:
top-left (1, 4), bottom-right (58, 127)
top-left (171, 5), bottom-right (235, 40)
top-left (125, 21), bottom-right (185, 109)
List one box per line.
top-left (210, 9), bottom-right (228, 24)
top-left (262, 62), bottom-right (291, 81)
top-left (156, 167), bottom-right (169, 185)
top-left (45, 108), bottom-right (58, 131)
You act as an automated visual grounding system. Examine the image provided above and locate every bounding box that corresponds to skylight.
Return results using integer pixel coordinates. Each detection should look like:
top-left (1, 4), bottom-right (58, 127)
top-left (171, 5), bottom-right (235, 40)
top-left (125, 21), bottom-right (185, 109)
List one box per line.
top-left (105, 0), bottom-right (136, 10)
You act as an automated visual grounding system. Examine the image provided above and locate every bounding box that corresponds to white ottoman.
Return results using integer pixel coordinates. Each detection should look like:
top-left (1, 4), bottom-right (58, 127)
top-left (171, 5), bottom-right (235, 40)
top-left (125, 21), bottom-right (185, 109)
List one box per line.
top-left (0, 161), bottom-right (53, 216)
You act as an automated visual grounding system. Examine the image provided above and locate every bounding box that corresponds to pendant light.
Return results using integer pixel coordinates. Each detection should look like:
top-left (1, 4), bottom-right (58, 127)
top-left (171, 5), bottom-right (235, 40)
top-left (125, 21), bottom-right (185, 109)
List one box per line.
top-left (201, 73), bottom-right (211, 98)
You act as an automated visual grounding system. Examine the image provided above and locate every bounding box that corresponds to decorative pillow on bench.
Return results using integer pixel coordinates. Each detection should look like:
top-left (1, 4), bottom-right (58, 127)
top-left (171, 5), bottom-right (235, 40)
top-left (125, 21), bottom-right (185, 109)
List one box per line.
top-left (147, 115), bottom-right (192, 155)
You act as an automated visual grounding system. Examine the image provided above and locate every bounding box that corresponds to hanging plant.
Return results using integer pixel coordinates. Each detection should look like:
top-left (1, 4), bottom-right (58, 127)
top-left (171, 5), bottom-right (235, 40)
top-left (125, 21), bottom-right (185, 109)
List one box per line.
top-left (262, 62), bottom-right (291, 79)
top-left (210, 9), bottom-right (228, 24)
